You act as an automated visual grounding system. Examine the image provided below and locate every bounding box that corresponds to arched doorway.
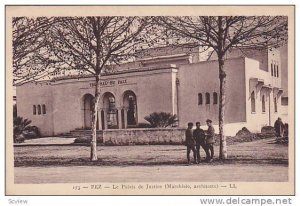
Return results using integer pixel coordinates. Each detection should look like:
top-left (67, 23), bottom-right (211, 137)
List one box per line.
top-left (123, 90), bottom-right (137, 127)
top-left (103, 92), bottom-right (118, 129)
top-left (83, 94), bottom-right (94, 129)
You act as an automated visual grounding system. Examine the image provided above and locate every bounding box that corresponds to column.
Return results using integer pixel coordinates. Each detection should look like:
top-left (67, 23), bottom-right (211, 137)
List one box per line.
top-left (124, 109), bottom-right (128, 129)
top-left (117, 109), bottom-right (122, 129)
top-left (97, 109), bottom-right (102, 130)
top-left (103, 110), bottom-right (108, 130)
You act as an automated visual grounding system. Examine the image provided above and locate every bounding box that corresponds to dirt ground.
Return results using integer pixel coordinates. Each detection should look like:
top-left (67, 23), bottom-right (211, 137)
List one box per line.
top-left (13, 138), bottom-right (289, 183)
top-left (15, 164), bottom-right (288, 184)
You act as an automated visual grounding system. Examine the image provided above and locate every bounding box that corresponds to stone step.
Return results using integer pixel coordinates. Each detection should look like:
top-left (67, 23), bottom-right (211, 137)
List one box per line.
top-left (60, 135), bottom-right (74, 138)
top-left (55, 133), bottom-right (74, 138)
top-left (70, 129), bottom-right (104, 144)
top-left (70, 130), bottom-right (103, 138)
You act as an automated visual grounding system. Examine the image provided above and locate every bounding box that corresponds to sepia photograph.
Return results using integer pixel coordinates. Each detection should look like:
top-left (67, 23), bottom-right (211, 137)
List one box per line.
top-left (5, 5), bottom-right (295, 195)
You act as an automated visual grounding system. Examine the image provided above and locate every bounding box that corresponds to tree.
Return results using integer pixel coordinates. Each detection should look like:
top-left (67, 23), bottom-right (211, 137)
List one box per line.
top-left (43, 17), bottom-right (151, 160)
top-left (13, 104), bottom-right (17, 118)
top-left (12, 17), bottom-right (59, 85)
top-left (157, 16), bottom-right (288, 159)
top-left (13, 116), bottom-right (41, 143)
top-left (144, 112), bottom-right (178, 128)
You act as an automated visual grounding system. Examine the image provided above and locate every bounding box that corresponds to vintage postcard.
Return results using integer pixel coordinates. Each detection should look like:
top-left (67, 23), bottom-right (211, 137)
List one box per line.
top-left (6, 5), bottom-right (295, 195)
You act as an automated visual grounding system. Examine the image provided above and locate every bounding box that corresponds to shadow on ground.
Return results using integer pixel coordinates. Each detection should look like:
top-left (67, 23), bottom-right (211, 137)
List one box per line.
top-left (14, 157), bottom-right (288, 167)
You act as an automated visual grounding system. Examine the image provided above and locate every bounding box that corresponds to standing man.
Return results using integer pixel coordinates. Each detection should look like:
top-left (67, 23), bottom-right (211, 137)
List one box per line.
top-left (274, 117), bottom-right (285, 140)
top-left (205, 119), bottom-right (215, 162)
top-left (193, 122), bottom-right (208, 163)
top-left (185, 122), bottom-right (197, 165)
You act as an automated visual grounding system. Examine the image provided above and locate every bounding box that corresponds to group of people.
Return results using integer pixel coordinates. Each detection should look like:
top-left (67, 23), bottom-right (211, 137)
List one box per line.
top-left (184, 117), bottom-right (288, 164)
top-left (185, 119), bottom-right (215, 164)
top-left (274, 117), bottom-right (289, 141)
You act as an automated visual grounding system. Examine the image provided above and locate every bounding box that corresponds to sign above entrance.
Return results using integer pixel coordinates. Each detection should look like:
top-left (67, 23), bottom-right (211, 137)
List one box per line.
top-left (90, 79), bottom-right (127, 87)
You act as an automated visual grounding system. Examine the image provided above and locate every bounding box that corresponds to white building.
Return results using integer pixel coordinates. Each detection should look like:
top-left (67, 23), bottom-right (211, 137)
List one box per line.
top-left (16, 46), bottom-right (287, 136)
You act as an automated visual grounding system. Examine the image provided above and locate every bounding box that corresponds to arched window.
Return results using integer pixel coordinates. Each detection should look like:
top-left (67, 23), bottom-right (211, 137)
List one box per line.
top-left (42, 104), bottom-right (46, 114)
top-left (205, 93), bottom-right (210, 104)
top-left (251, 91), bottom-right (255, 113)
top-left (262, 95), bottom-right (266, 113)
top-left (103, 92), bottom-right (118, 129)
top-left (33, 105), bottom-right (36, 115)
top-left (108, 96), bottom-right (117, 128)
top-left (198, 93), bottom-right (203, 105)
top-left (271, 63), bottom-right (273, 76)
top-left (274, 97), bottom-right (278, 112)
top-left (213, 92), bottom-right (218, 104)
top-left (276, 65), bottom-right (279, 77)
top-left (108, 97), bottom-right (115, 110)
top-left (123, 90), bottom-right (138, 126)
top-left (37, 105), bottom-right (41, 115)
top-left (83, 94), bottom-right (94, 129)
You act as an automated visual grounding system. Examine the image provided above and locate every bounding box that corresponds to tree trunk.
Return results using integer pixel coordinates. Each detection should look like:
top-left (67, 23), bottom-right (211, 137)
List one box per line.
top-left (90, 75), bottom-right (101, 161)
top-left (218, 58), bottom-right (228, 160)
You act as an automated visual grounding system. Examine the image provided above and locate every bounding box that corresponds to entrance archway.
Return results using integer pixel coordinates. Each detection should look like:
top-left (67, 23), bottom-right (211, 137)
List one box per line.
top-left (103, 92), bottom-right (118, 129)
top-left (83, 93), bottom-right (94, 129)
top-left (123, 90), bottom-right (137, 127)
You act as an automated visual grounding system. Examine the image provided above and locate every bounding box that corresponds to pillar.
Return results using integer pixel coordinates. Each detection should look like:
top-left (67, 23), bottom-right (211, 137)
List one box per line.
top-left (103, 110), bottom-right (108, 130)
top-left (117, 109), bottom-right (122, 129)
top-left (124, 108), bottom-right (128, 128)
top-left (97, 109), bottom-right (102, 130)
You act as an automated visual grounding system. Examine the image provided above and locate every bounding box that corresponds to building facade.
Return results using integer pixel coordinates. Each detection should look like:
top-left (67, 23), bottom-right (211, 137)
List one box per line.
top-left (16, 46), bottom-right (286, 136)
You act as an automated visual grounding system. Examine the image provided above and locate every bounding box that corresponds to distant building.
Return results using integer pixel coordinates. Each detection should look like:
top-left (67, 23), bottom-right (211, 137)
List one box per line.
top-left (16, 45), bottom-right (287, 136)
top-left (279, 45), bottom-right (288, 122)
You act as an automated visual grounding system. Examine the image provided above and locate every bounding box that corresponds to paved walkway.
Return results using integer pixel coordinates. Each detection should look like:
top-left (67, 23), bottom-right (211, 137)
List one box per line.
top-left (14, 137), bottom-right (76, 146)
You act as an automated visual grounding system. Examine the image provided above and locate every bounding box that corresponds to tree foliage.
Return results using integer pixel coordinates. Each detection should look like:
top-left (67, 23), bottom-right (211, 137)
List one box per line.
top-left (46, 17), bottom-right (152, 75)
top-left (13, 116), bottom-right (41, 143)
top-left (12, 17), bottom-right (59, 85)
top-left (156, 16), bottom-right (288, 53)
top-left (144, 112), bottom-right (178, 128)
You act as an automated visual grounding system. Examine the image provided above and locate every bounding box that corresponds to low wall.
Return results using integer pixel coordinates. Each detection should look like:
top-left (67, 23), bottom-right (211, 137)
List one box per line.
top-left (71, 130), bottom-right (104, 143)
top-left (103, 128), bottom-right (186, 145)
top-left (71, 123), bottom-right (256, 145)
